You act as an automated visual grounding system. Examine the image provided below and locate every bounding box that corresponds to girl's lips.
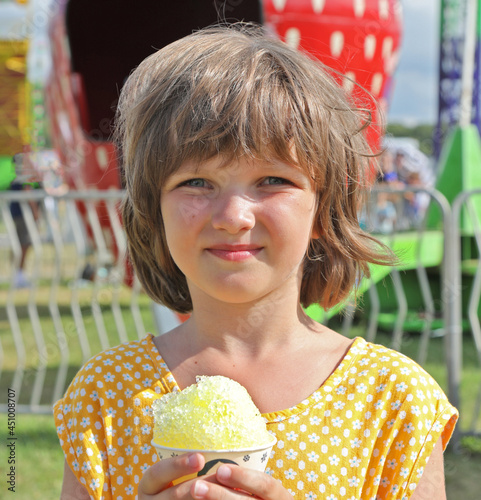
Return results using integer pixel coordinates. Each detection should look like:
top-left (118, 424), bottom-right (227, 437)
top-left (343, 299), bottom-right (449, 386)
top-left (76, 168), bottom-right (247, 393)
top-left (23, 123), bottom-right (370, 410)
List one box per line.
top-left (206, 246), bottom-right (263, 262)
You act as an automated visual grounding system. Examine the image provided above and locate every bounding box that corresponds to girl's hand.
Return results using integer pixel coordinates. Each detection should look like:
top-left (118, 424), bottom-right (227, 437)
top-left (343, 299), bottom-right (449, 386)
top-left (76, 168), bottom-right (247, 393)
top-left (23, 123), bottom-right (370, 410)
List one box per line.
top-left (138, 454), bottom-right (291, 499)
top-left (138, 453), bottom-right (207, 498)
top-left (190, 464), bottom-right (292, 500)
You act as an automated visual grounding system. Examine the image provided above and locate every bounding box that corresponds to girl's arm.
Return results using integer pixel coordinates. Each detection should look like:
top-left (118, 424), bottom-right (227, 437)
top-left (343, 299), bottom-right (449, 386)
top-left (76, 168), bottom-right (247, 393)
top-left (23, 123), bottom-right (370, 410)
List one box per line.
top-left (410, 437), bottom-right (447, 500)
top-left (60, 460), bottom-right (90, 499)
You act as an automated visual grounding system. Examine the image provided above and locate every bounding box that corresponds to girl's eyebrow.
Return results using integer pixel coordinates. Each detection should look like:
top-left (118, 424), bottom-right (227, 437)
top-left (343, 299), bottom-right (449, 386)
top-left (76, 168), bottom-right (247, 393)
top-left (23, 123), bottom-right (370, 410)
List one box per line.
top-left (262, 161), bottom-right (311, 178)
top-left (165, 167), bottom-right (202, 182)
top-left (174, 159), bottom-right (216, 175)
top-left (168, 158), bottom-right (311, 182)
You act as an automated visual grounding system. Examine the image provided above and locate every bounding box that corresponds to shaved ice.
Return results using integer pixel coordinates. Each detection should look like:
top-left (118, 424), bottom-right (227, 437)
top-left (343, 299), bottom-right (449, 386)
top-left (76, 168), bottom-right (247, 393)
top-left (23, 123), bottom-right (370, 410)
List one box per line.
top-left (152, 375), bottom-right (273, 450)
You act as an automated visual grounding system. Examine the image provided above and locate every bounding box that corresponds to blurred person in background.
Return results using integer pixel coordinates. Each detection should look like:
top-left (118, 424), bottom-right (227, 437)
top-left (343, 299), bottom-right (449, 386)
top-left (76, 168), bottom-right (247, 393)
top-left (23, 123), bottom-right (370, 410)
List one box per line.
top-left (8, 180), bottom-right (39, 288)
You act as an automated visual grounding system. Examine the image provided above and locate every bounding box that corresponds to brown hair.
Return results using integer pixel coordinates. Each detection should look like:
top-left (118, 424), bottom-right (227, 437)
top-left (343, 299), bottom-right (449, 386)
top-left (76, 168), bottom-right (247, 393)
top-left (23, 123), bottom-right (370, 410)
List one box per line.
top-left (115, 24), bottom-right (394, 314)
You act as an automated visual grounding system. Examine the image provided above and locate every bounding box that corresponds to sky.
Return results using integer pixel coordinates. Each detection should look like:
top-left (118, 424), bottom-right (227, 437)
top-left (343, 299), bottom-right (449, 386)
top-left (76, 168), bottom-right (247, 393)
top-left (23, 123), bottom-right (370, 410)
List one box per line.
top-left (387, 0), bottom-right (441, 125)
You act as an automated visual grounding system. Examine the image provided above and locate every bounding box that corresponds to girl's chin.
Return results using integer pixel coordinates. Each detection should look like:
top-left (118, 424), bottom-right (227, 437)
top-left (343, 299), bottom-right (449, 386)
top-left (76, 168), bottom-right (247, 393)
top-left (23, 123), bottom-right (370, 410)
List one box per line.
top-left (189, 282), bottom-right (266, 305)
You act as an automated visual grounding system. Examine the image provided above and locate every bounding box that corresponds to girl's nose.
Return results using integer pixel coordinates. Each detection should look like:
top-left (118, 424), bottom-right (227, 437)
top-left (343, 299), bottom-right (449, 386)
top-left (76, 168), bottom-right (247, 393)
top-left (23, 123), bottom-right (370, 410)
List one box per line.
top-left (211, 193), bottom-right (255, 234)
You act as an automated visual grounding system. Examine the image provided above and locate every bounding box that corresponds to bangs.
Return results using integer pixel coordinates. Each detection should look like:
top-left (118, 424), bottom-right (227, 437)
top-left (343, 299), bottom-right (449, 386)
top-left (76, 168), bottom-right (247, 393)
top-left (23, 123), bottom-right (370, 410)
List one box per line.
top-left (130, 36), bottom-right (342, 185)
top-left (171, 55), bottom-right (301, 171)
top-left (118, 26), bottom-right (368, 193)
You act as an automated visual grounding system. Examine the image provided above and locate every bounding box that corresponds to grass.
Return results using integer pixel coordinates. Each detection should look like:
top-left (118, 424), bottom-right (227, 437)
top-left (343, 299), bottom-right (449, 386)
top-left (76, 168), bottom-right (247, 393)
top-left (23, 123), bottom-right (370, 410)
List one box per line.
top-left (444, 443), bottom-right (481, 500)
top-left (0, 271), bottom-right (480, 498)
top-left (0, 415), bottom-right (65, 499)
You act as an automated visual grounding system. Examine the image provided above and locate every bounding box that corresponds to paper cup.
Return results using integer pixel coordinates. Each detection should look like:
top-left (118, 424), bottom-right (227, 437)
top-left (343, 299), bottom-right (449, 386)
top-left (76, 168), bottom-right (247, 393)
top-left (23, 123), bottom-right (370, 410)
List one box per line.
top-left (152, 434), bottom-right (277, 485)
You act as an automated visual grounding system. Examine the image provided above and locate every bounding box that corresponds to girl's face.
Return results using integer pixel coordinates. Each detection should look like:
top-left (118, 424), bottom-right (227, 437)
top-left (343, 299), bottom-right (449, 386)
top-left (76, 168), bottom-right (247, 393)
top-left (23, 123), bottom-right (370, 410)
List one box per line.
top-left (160, 156), bottom-right (319, 307)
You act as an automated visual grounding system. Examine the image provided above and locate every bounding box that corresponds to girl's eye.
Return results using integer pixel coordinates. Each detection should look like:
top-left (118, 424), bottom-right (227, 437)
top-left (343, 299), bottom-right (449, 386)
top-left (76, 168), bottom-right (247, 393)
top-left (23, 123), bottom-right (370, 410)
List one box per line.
top-left (180, 178), bottom-right (208, 188)
top-left (262, 176), bottom-right (292, 186)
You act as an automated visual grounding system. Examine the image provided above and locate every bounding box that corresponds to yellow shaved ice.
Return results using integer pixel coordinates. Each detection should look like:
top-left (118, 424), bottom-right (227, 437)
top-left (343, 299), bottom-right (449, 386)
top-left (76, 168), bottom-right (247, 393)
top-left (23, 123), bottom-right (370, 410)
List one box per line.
top-left (152, 375), bottom-right (272, 450)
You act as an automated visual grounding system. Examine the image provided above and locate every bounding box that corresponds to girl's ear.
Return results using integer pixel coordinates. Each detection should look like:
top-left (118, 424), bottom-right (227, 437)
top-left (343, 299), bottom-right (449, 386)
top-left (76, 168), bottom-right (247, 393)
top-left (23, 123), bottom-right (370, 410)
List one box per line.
top-left (311, 222), bottom-right (321, 239)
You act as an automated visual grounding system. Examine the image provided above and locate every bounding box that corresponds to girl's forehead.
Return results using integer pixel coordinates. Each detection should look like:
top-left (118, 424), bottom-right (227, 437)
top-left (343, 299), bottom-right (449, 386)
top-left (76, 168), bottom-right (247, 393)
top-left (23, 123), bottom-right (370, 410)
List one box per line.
top-left (173, 155), bottom-right (309, 176)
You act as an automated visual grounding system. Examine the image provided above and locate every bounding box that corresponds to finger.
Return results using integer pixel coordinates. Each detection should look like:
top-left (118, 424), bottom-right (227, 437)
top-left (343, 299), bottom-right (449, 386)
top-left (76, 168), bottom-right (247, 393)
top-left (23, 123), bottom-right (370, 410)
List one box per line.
top-left (190, 477), bottom-right (252, 500)
top-left (139, 453), bottom-right (205, 496)
top-left (214, 465), bottom-right (287, 499)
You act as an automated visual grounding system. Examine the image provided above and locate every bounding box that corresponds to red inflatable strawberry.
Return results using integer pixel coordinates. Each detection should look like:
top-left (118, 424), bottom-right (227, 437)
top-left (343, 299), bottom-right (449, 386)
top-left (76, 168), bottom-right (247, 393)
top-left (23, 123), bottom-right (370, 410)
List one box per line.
top-left (263, 0), bottom-right (403, 153)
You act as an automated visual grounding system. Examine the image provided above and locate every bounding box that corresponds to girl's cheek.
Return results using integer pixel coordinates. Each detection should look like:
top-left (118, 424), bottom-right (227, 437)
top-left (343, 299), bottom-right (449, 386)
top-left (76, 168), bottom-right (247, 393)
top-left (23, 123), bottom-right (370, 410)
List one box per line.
top-left (190, 195), bottom-right (211, 214)
top-left (174, 195), bottom-right (211, 224)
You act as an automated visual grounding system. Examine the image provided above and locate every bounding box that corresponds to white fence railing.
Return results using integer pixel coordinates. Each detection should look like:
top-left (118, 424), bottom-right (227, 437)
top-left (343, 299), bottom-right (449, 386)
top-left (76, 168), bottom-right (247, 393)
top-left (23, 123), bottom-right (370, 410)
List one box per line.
top-left (0, 187), bottom-right (479, 449)
top-left (1, 190), bottom-right (155, 414)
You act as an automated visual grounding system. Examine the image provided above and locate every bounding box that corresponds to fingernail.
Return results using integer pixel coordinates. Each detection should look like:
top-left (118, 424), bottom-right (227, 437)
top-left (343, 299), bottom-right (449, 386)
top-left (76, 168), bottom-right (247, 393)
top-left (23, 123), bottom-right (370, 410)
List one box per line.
top-left (187, 453), bottom-right (201, 468)
top-left (194, 481), bottom-right (209, 497)
top-left (217, 464), bottom-right (231, 480)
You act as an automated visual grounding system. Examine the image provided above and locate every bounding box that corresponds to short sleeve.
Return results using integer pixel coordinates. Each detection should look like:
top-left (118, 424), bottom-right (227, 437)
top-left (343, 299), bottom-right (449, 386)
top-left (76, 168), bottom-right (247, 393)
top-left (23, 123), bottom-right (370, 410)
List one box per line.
top-left (54, 358), bottom-right (113, 499)
top-left (54, 337), bottom-right (168, 499)
top-left (362, 352), bottom-right (458, 500)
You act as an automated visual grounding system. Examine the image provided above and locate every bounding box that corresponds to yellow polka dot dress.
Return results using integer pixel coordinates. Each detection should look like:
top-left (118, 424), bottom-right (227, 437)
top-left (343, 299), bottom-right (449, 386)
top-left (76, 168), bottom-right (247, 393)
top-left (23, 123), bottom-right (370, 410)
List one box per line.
top-left (54, 335), bottom-right (457, 499)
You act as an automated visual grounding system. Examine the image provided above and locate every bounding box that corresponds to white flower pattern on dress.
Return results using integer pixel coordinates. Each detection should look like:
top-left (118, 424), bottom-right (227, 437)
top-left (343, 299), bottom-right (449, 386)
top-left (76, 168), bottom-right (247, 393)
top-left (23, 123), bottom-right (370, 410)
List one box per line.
top-left (54, 335), bottom-right (457, 500)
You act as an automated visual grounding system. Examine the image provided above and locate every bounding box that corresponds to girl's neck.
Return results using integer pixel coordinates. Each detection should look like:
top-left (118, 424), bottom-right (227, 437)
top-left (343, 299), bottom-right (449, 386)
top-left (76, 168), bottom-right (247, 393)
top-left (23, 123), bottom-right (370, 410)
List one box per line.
top-left (153, 275), bottom-right (354, 410)
top-left (153, 295), bottom-right (351, 412)
top-left (185, 286), bottom-right (317, 356)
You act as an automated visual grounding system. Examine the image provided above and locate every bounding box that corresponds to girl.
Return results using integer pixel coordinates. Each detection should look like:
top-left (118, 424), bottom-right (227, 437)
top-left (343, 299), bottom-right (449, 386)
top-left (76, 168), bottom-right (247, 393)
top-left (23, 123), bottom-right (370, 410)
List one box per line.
top-left (55, 25), bottom-right (458, 500)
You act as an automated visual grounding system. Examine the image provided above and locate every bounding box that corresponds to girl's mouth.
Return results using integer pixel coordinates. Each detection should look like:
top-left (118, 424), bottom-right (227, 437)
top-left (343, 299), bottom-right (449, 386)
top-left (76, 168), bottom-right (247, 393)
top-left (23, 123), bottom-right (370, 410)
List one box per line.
top-left (206, 245), bottom-right (263, 262)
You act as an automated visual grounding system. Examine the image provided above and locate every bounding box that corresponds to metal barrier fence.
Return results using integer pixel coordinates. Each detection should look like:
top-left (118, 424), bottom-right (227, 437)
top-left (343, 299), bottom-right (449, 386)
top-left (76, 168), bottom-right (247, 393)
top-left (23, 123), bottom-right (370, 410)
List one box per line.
top-left (0, 190), bottom-right (157, 414)
top-left (359, 186), bottom-right (452, 363)
top-left (0, 187), bottom-right (479, 448)
top-left (451, 189), bottom-right (481, 440)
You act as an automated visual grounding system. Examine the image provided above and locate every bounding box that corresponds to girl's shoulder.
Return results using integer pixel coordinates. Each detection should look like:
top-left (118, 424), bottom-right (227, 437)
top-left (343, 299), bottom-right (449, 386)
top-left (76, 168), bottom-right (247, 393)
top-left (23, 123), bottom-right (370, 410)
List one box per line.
top-left (54, 334), bottom-right (176, 411)
top-left (71, 333), bottom-right (166, 379)
top-left (338, 337), bottom-right (449, 398)
top-left (345, 337), bottom-right (432, 374)
top-left (86, 333), bottom-right (158, 362)
top-left (340, 337), bottom-right (458, 450)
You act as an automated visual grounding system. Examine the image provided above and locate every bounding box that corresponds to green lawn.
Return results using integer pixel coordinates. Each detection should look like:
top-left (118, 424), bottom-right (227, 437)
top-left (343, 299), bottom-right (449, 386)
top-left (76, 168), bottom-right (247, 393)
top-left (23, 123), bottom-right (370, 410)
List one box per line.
top-left (0, 415), bottom-right (65, 499)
